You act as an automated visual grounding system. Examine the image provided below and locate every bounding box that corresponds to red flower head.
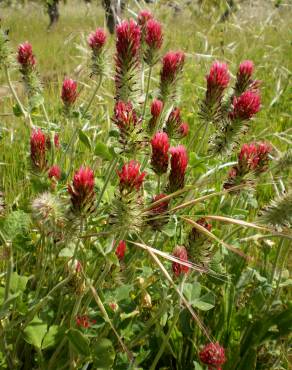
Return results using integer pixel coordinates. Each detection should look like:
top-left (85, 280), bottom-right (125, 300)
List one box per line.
top-left (114, 100), bottom-right (138, 132)
top-left (168, 145), bottom-right (188, 192)
top-left (48, 165), bottom-right (61, 181)
top-left (238, 60), bottom-right (254, 79)
top-left (115, 240), bottom-right (126, 260)
top-left (61, 78), bottom-right (78, 107)
top-left (68, 167), bottom-right (95, 214)
top-left (151, 132), bottom-right (170, 175)
top-left (172, 246), bottom-right (189, 277)
top-left (161, 51), bottom-right (185, 83)
top-left (115, 20), bottom-right (141, 100)
top-left (145, 19), bottom-right (163, 50)
top-left (17, 42), bottom-right (36, 69)
top-left (231, 90), bottom-right (261, 120)
top-left (199, 342), bottom-right (226, 370)
top-left (88, 28), bottom-right (107, 52)
top-left (178, 122), bottom-right (189, 138)
top-left (30, 129), bottom-right (47, 171)
top-left (207, 61), bottom-right (230, 91)
top-left (151, 99), bottom-right (163, 118)
top-left (138, 10), bottom-right (153, 26)
top-left (117, 160), bottom-right (146, 193)
top-left (116, 20), bottom-right (141, 58)
top-left (148, 194), bottom-right (169, 230)
top-left (238, 142), bottom-right (271, 173)
top-left (159, 51), bottom-right (185, 101)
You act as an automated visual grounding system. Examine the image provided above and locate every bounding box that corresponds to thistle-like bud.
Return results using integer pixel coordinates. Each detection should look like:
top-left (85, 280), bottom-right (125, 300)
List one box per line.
top-left (113, 100), bottom-right (143, 152)
top-left (48, 165), bottom-right (61, 181)
top-left (17, 42), bottom-right (36, 70)
top-left (234, 60), bottom-right (254, 96)
top-left (159, 51), bottom-right (185, 102)
top-left (164, 107), bottom-right (188, 139)
top-left (117, 160), bottom-right (146, 193)
top-left (61, 78), bottom-right (78, 110)
top-left (68, 167), bottom-right (95, 215)
top-left (178, 122), bottom-right (189, 138)
top-left (115, 20), bottom-right (141, 101)
top-left (199, 342), bottom-right (226, 370)
top-left (147, 193), bottom-right (169, 230)
top-left (172, 246), bottom-right (189, 277)
top-left (200, 61), bottom-right (230, 124)
top-left (148, 99), bottom-right (163, 134)
top-left (188, 218), bottom-right (213, 265)
top-left (88, 28), bottom-right (107, 77)
top-left (144, 19), bottom-right (163, 66)
top-left (224, 142), bottom-right (272, 189)
top-left (138, 10), bottom-right (153, 26)
top-left (110, 161), bottom-right (146, 235)
top-left (150, 132), bottom-right (169, 175)
top-left (17, 41), bottom-right (41, 98)
top-left (168, 145), bottom-right (188, 192)
top-left (238, 142), bottom-right (271, 173)
top-left (115, 240), bottom-right (126, 260)
top-left (30, 128), bottom-right (47, 172)
top-left (230, 90), bottom-right (261, 121)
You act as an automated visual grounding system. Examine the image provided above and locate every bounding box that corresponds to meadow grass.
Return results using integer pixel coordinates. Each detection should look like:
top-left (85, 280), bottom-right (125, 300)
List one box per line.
top-left (0, 2), bottom-right (291, 368)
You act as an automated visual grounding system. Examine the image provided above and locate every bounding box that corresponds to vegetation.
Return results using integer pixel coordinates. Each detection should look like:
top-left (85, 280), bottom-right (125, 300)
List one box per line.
top-left (0, 1), bottom-right (291, 369)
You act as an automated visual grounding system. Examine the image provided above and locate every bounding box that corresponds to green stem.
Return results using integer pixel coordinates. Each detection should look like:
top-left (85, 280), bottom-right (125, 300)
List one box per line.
top-left (196, 121), bottom-right (209, 155)
top-left (149, 309), bottom-right (180, 370)
top-left (4, 67), bottom-right (33, 129)
top-left (82, 76), bottom-right (102, 117)
top-left (270, 238), bottom-right (284, 284)
top-left (142, 66), bottom-right (152, 118)
top-left (3, 238), bottom-right (13, 301)
top-left (96, 157), bottom-right (119, 208)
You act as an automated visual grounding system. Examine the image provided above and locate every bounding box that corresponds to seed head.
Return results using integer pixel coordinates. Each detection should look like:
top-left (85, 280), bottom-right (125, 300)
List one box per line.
top-left (117, 160), bottom-right (146, 193)
top-left (115, 240), bottom-right (126, 260)
top-left (30, 128), bottom-right (47, 171)
top-left (17, 42), bottom-right (36, 69)
top-left (168, 145), bottom-right (188, 192)
top-left (68, 167), bottom-right (95, 214)
top-left (151, 132), bottom-right (169, 175)
top-left (172, 246), bottom-right (189, 277)
top-left (199, 342), bottom-right (226, 370)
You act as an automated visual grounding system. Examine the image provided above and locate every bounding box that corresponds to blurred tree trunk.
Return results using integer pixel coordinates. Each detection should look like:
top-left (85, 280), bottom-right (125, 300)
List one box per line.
top-left (47, 0), bottom-right (59, 29)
